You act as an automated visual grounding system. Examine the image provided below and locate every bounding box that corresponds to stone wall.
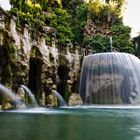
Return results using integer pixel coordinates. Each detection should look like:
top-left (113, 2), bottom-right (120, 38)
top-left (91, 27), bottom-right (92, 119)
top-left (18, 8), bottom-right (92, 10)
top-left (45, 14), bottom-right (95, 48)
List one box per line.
top-left (0, 7), bottom-right (83, 106)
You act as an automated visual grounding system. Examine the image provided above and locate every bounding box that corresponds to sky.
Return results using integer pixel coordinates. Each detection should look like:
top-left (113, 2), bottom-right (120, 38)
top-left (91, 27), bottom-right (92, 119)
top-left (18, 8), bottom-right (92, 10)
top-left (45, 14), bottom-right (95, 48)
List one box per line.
top-left (0, 0), bottom-right (11, 10)
top-left (123, 0), bottom-right (140, 37)
top-left (0, 0), bottom-right (140, 37)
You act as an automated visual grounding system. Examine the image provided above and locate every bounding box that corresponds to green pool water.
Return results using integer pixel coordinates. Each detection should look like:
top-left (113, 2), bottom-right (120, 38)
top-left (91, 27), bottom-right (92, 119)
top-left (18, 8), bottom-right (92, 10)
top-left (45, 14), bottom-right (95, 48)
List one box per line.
top-left (0, 107), bottom-right (140, 140)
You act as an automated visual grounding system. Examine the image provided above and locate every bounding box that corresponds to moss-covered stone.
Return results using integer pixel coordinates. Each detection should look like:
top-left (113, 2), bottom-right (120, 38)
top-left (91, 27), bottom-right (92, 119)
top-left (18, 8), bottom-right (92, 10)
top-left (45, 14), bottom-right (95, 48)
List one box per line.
top-left (59, 54), bottom-right (68, 65)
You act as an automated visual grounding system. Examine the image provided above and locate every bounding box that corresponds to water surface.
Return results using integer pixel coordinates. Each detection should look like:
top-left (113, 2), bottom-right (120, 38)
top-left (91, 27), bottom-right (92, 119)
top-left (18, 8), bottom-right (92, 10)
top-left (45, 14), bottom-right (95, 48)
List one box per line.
top-left (0, 107), bottom-right (140, 140)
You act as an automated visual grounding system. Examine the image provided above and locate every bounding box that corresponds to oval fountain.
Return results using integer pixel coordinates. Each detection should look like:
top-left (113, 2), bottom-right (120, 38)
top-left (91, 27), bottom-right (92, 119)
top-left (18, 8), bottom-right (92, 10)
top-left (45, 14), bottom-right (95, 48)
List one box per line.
top-left (79, 52), bottom-right (140, 107)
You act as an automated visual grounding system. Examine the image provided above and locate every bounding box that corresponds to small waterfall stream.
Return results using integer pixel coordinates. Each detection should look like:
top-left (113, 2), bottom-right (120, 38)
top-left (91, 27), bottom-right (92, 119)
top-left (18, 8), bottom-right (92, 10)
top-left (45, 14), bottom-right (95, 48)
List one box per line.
top-left (0, 84), bottom-right (26, 109)
top-left (52, 90), bottom-right (67, 106)
top-left (21, 85), bottom-right (38, 107)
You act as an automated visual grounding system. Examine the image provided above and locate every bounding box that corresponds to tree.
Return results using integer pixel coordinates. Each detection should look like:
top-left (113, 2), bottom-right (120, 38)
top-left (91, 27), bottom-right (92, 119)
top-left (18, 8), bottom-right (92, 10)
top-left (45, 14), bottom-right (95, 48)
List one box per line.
top-left (82, 34), bottom-right (110, 52)
top-left (110, 24), bottom-right (133, 53)
top-left (71, 3), bottom-right (88, 45)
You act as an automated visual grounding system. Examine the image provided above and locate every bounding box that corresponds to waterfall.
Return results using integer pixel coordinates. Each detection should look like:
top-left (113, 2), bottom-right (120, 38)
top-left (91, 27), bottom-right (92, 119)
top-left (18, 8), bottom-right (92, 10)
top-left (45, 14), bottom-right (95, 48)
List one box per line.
top-left (0, 84), bottom-right (26, 109)
top-left (21, 85), bottom-right (38, 107)
top-left (80, 52), bottom-right (140, 105)
top-left (52, 90), bottom-right (67, 106)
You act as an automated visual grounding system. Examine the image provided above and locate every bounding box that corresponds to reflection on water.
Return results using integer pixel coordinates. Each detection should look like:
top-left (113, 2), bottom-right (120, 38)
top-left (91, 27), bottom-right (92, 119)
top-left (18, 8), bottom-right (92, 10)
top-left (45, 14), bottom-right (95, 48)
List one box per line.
top-left (1, 108), bottom-right (140, 140)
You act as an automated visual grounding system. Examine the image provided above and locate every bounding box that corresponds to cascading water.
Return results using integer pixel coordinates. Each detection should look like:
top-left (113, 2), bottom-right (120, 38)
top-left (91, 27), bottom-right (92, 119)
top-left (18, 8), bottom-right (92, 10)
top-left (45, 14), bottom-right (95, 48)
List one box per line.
top-left (21, 85), bottom-right (38, 107)
top-left (0, 84), bottom-right (26, 109)
top-left (80, 52), bottom-right (140, 105)
top-left (52, 90), bottom-right (67, 106)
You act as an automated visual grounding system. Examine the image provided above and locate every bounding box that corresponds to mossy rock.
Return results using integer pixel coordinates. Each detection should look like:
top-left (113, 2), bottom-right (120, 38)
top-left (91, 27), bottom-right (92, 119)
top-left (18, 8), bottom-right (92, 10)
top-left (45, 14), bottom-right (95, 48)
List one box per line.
top-left (59, 54), bottom-right (68, 65)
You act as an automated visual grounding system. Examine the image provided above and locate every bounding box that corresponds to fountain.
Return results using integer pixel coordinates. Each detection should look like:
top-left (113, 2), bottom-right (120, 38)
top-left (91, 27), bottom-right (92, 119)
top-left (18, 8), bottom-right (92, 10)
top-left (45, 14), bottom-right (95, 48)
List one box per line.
top-left (80, 52), bottom-right (140, 105)
top-left (1, 51), bottom-right (140, 140)
top-left (0, 84), bottom-right (26, 109)
top-left (21, 85), bottom-right (38, 107)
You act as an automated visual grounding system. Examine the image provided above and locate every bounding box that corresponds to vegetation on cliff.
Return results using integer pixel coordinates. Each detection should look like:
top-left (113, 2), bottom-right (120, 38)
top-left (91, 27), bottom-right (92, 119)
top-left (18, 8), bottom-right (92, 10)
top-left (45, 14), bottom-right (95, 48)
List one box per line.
top-left (9, 0), bottom-right (133, 52)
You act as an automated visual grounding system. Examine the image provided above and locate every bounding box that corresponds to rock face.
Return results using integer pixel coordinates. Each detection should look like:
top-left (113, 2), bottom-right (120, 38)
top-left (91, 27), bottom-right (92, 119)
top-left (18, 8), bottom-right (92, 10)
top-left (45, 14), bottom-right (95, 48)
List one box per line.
top-left (68, 93), bottom-right (83, 106)
top-left (0, 8), bottom-right (83, 107)
top-left (83, 14), bottom-right (112, 37)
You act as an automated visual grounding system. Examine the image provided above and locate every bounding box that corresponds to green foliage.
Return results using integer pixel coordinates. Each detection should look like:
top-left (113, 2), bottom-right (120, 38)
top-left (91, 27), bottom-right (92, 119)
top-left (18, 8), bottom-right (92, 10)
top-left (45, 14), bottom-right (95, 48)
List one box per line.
top-left (72, 3), bottom-right (88, 44)
top-left (88, 0), bottom-right (121, 26)
top-left (83, 34), bottom-right (110, 53)
top-left (10, 0), bottom-right (73, 46)
top-left (59, 54), bottom-right (68, 65)
top-left (61, 0), bottom-right (84, 15)
top-left (75, 0), bottom-right (133, 53)
top-left (107, 0), bottom-right (125, 9)
top-left (49, 8), bottom-right (73, 45)
top-left (89, 0), bottom-right (125, 11)
top-left (9, 0), bottom-right (133, 53)
top-left (110, 24), bottom-right (134, 53)
top-left (82, 24), bottom-right (133, 53)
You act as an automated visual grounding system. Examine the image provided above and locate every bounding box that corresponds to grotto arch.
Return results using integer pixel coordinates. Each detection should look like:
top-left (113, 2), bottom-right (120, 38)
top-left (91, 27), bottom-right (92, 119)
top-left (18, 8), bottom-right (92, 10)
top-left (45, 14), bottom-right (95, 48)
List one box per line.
top-left (28, 46), bottom-right (43, 100)
top-left (57, 65), bottom-right (70, 101)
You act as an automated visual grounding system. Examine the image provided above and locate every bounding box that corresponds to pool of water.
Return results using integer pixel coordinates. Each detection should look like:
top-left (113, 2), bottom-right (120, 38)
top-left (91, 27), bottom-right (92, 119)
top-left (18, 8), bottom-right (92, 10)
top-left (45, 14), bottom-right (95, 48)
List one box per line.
top-left (1, 106), bottom-right (140, 140)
